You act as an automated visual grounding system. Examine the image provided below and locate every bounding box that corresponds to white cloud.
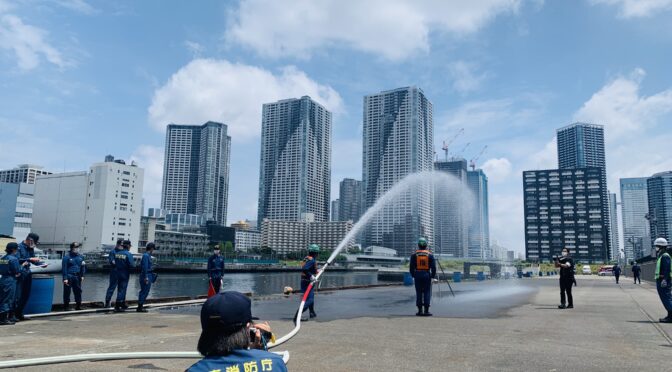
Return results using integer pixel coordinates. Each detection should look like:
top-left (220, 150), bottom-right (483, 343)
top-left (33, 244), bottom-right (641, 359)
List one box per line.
top-left (0, 13), bottom-right (67, 70)
top-left (56, 0), bottom-right (97, 15)
top-left (129, 145), bottom-right (165, 213)
top-left (184, 40), bottom-right (204, 57)
top-left (590, 0), bottom-right (672, 18)
top-left (482, 157), bottom-right (512, 183)
top-left (574, 68), bottom-right (672, 139)
top-left (148, 59), bottom-right (343, 141)
top-left (448, 61), bottom-right (490, 94)
top-left (226, 0), bottom-right (523, 60)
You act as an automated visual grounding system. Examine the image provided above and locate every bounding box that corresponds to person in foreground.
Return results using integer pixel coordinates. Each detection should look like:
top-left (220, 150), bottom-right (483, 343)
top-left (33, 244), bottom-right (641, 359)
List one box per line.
top-left (409, 237), bottom-right (436, 316)
top-left (555, 247), bottom-right (574, 309)
top-left (653, 238), bottom-right (672, 323)
top-left (186, 291), bottom-right (287, 372)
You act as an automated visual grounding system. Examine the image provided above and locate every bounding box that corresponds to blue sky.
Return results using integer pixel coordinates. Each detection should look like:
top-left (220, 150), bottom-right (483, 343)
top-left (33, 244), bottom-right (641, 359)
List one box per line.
top-left (1, 0), bottom-right (672, 254)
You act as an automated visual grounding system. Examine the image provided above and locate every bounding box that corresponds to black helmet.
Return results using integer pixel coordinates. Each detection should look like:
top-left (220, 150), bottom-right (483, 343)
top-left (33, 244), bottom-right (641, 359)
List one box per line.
top-left (70, 242), bottom-right (81, 250)
top-left (122, 239), bottom-right (131, 247)
top-left (146, 242), bottom-right (156, 250)
top-left (27, 232), bottom-right (39, 243)
top-left (5, 242), bottom-right (18, 253)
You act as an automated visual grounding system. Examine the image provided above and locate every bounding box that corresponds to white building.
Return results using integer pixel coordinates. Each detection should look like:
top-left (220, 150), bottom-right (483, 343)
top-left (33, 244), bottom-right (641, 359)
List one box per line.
top-left (31, 156), bottom-right (144, 254)
top-left (261, 219), bottom-right (353, 255)
top-left (235, 230), bottom-right (261, 252)
top-left (0, 164), bottom-right (52, 184)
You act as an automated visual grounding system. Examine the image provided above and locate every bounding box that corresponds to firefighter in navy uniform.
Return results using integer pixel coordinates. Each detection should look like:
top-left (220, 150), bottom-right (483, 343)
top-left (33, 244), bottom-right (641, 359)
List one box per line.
top-left (113, 240), bottom-right (135, 312)
top-left (0, 243), bottom-right (21, 325)
top-left (62, 242), bottom-right (86, 311)
top-left (207, 245), bottom-right (225, 294)
top-left (653, 238), bottom-right (672, 323)
top-left (295, 244), bottom-right (319, 322)
top-left (410, 237), bottom-right (437, 316)
top-left (104, 239), bottom-right (123, 308)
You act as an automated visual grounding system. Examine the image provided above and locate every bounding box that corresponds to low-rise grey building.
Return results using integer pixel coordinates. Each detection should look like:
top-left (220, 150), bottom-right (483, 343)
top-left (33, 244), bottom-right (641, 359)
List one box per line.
top-left (261, 219), bottom-right (353, 255)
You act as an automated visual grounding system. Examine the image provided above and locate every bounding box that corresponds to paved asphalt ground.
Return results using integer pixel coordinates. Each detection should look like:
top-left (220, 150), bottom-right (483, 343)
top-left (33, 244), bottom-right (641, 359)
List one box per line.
top-left (0, 275), bottom-right (670, 371)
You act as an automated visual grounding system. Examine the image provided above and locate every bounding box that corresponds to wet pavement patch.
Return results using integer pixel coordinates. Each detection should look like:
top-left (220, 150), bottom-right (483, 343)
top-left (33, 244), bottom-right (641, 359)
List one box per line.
top-left (128, 363), bottom-right (168, 370)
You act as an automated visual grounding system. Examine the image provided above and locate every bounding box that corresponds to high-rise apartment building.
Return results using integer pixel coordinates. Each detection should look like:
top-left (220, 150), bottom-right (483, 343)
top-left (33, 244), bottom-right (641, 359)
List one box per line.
top-left (363, 87), bottom-right (434, 256)
top-left (468, 169), bottom-right (490, 259)
top-left (257, 96), bottom-right (332, 223)
top-left (556, 122), bottom-right (611, 254)
top-left (162, 122), bottom-right (231, 225)
top-left (0, 182), bottom-right (34, 239)
top-left (0, 164), bottom-right (51, 184)
top-left (31, 156), bottom-right (144, 253)
top-left (338, 178), bottom-right (363, 223)
top-left (331, 199), bottom-right (340, 222)
top-left (647, 171), bottom-right (672, 245)
top-left (523, 167), bottom-right (609, 263)
top-left (433, 158), bottom-right (469, 257)
top-left (620, 177), bottom-right (650, 260)
top-left (609, 192), bottom-right (620, 261)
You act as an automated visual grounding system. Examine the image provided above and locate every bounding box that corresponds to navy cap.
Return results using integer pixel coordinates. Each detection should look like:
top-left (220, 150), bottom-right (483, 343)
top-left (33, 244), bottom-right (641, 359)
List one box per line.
top-left (5, 242), bottom-right (18, 252)
top-left (200, 292), bottom-right (258, 330)
top-left (122, 240), bottom-right (131, 246)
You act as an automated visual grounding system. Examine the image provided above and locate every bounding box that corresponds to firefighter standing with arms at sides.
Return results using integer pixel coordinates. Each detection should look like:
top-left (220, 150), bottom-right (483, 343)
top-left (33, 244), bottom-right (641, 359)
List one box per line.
top-left (113, 240), bottom-right (135, 312)
top-left (104, 239), bottom-right (123, 308)
top-left (62, 242), bottom-right (86, 311)
top-left (207, 245), bottom-right (225, 295)
top-left (0, 243), bottom-right (21, 325)
top-left (654, 238), bottom-right (672, 323)
top-left (410, 237), bottom-right (437, 316)
top-left (137, 242), bottom-right (156, 313)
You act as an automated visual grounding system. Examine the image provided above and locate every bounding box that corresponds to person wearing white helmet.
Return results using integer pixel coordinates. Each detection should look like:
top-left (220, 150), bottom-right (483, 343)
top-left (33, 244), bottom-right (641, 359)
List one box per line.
top-left (653, 237), bottom-right (672, 323)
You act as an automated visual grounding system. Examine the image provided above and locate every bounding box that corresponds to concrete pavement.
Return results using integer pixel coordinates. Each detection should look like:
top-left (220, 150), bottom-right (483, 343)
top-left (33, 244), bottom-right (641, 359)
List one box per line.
top-left (0, 275), bottom-right (670, 371)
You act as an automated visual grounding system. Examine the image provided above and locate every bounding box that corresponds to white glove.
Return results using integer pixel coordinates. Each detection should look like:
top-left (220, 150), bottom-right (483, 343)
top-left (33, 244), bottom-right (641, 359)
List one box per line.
top-left (310, 275), bottom-right (317, 284)
top-left (662, 280), bottom-right (669, 288)
top-left (432, 278), bottom-right (439, 283)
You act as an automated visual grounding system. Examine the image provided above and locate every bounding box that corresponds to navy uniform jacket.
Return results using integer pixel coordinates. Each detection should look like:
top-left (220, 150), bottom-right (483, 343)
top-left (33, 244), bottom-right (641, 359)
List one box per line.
top-left (62, 252), bottom-right (86, 280)
top-left (140, 252), bottom-right (153, 281)
top-left (613, 266), bottom-right (622, 276)
top-left (559, 257), bottom-right (575, 280)
top-left (301, 256), bottom-right (317, 281)
top-left (0, 254), bottom-right (21, 280)
top-left (186, 349), bottom-right (287, 372)
top-left (409, 250), bottom-right (437, 279)
top-left (108, 248), bottom-right (119, 269)
top-left (658, 253), bottom-right (671, 280)
top-left (207, 255), bottom-right (224, 279)
top-left (114, 250), bottom-right (135, 276)
top-left (17, 242), bottom-right (42, 275)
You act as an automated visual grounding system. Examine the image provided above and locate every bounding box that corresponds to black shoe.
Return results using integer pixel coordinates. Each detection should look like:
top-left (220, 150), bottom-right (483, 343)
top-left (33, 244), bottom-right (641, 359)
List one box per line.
top-left (309, 311), bottom-right (317, 318)
top-left (16, 314), bottom-right (27, 321)
top-left (566, 305), bottom-right (573, 309)
top-left (113, 302), bottom-right (124, 313)
top-left (136, 305), bottom-right (148, 313)
top-left (660, 317), bottom-right (672, 323)
top-left (416, 306), bottom-right (423, 316)
top-left (63, 304), bottom-right (70, 311)
top-left (8, 313), bottom-right (18, 323)
top-left (0, 319), bottom-right (11, 326)
top-left (423, 306), bottom-right (432, 316)
top-left (75, 304), bottom-right (82, 311)
top-left (121, 302), bottom-right (129, 310)
top-left (558, 304), bottom-right (566, 309)
top-left (104, 301), bottom-right (110, 308)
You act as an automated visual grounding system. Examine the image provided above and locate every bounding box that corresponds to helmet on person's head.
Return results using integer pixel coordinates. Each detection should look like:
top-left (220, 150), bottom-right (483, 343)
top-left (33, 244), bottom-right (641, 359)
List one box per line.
top-left (70, 242), bottom-right (81, 250)
top-left (308, 244), bottom-right (320, 253)
top-left (418, 237), bottom-right (428, 249)
top-left (655, 237), bottom-right (668, 248)
top-left (146, 242), bottom-right (156, 251)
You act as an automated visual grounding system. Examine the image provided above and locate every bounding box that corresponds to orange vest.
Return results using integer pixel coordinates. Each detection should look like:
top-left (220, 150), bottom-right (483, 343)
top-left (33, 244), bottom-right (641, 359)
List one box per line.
top-left (415, 250), bottom-right (430, 271)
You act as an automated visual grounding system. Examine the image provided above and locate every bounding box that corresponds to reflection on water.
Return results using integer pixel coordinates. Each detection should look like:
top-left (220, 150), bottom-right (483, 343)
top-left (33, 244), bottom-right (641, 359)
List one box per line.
top-left (52, 271), bottom-right (379, 304)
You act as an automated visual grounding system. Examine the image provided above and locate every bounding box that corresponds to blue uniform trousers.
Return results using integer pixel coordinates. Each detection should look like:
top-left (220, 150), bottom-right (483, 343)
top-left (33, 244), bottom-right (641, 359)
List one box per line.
top-left (0, 278), bottom-right (16, 313)
top-left (656, 280), bottom-right (672, 313)
top-left (115, 273), bottom-right (129, 302)
top-left (138, 276), bottom-right (152, 305)
top-left (300, 279), bottom-right (315, 312)
top-left (105, 269), bottom-right (117, 303)
top-left (63, 275), bottom-right (82, 305)
top-left (414, 272), bottom-right (432, 307)
top-left (210, 275), bottom-right (222, 294)
top-left (15, 273), bottom-right (31, 315)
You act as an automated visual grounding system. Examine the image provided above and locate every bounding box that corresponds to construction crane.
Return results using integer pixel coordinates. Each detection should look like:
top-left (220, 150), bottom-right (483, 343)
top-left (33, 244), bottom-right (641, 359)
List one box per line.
top-left (441, 128), bottom-right (464, 161)
top-left (459, 142), bottom-right (471, 156)
top-left (469, 145), bottom-right (488, 171)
